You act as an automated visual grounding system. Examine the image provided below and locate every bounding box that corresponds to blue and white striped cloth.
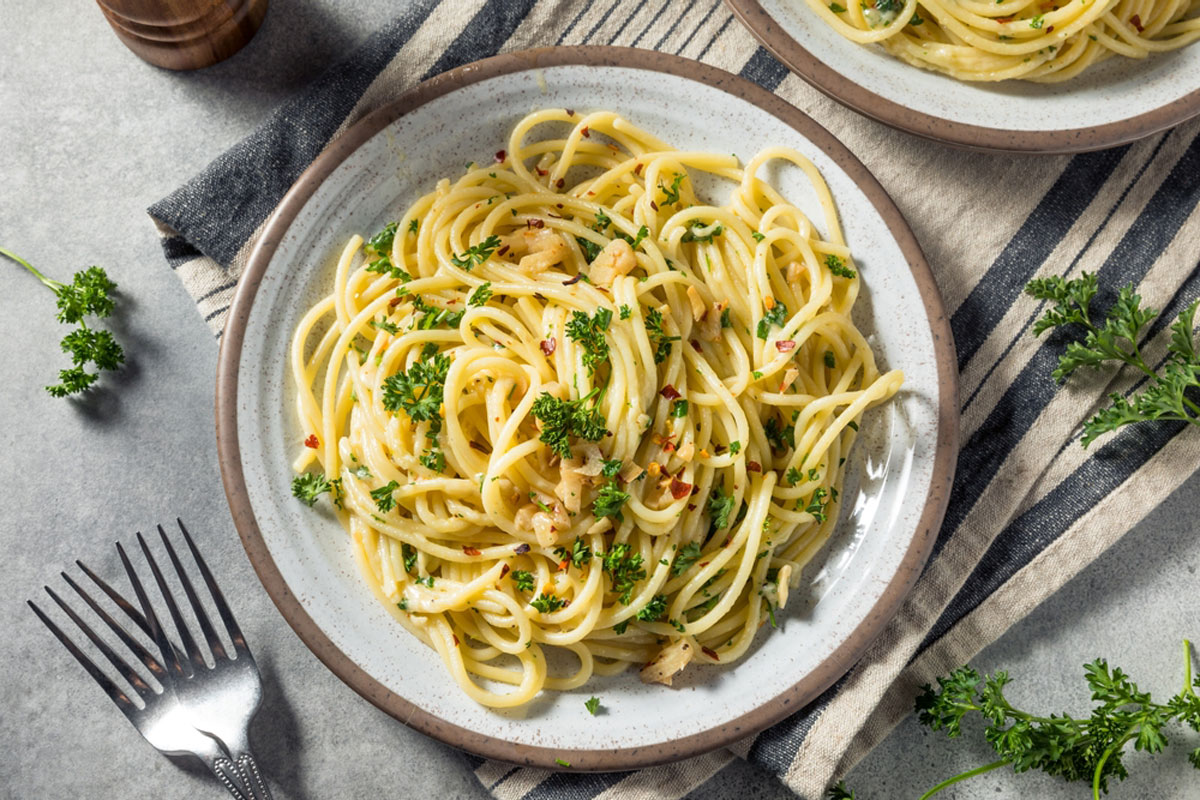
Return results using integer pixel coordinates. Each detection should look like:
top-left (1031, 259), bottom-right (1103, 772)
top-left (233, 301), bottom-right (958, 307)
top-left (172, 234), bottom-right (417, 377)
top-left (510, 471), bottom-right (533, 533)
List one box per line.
top-left (150, 1), bottom-right (1200, 796)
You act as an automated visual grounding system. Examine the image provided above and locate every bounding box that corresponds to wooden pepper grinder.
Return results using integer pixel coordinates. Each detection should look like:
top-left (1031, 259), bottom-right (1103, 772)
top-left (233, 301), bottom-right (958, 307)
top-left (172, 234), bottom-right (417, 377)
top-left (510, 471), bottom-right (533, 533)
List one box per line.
top-left (94, 0), bottom-right (269, 71)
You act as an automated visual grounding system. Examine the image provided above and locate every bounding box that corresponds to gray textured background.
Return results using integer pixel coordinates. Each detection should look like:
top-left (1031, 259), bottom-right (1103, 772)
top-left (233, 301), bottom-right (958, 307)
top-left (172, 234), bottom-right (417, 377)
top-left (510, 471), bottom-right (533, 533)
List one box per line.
top-left (1, 2), bottom-right (1197, 798)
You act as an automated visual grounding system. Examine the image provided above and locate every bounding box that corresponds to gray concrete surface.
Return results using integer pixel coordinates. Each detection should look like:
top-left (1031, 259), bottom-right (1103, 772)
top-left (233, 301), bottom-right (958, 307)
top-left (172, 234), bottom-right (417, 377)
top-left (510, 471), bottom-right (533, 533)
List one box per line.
top-left (1, 2), bottom-right (1196, 799)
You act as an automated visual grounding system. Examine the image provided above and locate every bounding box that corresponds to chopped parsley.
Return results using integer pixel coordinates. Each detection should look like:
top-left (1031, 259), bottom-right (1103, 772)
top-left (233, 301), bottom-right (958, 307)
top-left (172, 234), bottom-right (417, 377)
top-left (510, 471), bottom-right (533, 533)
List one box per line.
top-left (602, 543), bottom-right (646, 604)
top-left (825, 351), bottom-right (836, 369)
top-left (565, 308), bottom-right (613, 375)
top-left (530, 592), bottom-right (565, 613)
top-left (707, 488), bottom-right (736, 532)
top-left (530, 389), bottom-right (609, 459)
top-left (805, 487), bottom-right (830, 522)
top-left (584, 696), bottom-right (601, 715)
top-left (1030, 13), bottom-right (1045, 27)
top-left (670, 398), bottom-right (689, 418)
top-left (364, 255), bottom-right (412, 282)
top-left (785, 467), bottom-right (803, 486)
top-left (614, 224), bottom-right (650, 250)
top-left (554, 538), bottom-right (593, 568)
top-left (402, 543), bottom-right (417, 573)
top-left (351, 465), bottom-right (372, 480)
top-left (681, 220), bottom-right (723, 244)
top-left (407, 219), bottom-right (418, 234)
top-left (825, 254), bottom-right (857, 279)
top-left (415, 575), bottom-right (434, 588)
top-left (371, 480), bottom-right (401, 513)
top-left (511, 569), bottom-right (535, 592)
top-left (635, 594), bottom-right (668, 621)
top-left (419, 448), bottom-right (445, 472)
top-left (593, 481), bottom-right (630, 520)
top-left (467, 282), bottom-right (493, 307)
top-left (728, 440), bottom-right (742, 454)
top-left (601, 458), bottom-right (623, 478)
top-left (765, 416), bottom-right (794, 451)
top-left (370, 316), bottom-right (400, 334)
top-left (645, 307), bottom-right (680, 364)
top-left (756, 301), bottom-right (789, 340)
top-left (382, 345), bottom-right (450, 430)
top-left (449, 234), bottom-right (502, 271)
top-left (576, 236), bottom-right (603, 262)
top-left (751, 231), bottom-right (766, 242)
top-left (619, 304), bottom-right (632, 320)
top-left (411, 295), bottom-right (465, 329)
top-left (365, 222), bottom-right (397, 258)
top-left (830, 1), bottom-right (847, 10)
top-left (291, 472), bottom-right (332, 507)
top-left (659, 173), bottom-right (686, 206)
top-left (671, 541), bottom-right (703, 577)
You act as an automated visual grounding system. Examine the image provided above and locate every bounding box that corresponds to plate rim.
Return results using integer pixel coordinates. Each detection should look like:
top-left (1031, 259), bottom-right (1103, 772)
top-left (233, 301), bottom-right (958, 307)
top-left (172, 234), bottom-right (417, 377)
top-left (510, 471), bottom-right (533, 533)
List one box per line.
top-left (724, 0), bottom-right (1200, 154)
top-left (215, 44), bottom-right (960, 771)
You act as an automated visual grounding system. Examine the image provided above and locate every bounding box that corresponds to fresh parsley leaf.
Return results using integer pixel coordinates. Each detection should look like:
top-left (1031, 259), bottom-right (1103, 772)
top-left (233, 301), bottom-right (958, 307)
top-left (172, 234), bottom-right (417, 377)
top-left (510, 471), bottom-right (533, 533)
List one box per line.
top-left (728, 440), bottom-right (741, 454)
top-left (635, 594), bottom-right (668, 621)
top-left (619, 304), bottom-right (632, 320)
top-left (825, 254), bottom-right (856, 279)
top-left (554, 538), bottom-right (593, 568)
top-left (756, 301), bottom-right (789, 340)
top-left (419, 447), bottom-right (445, 472)
top-left (565, 308), bottom-right (613, 375)
top-left (670, 399), bottom-right (689, 418)
top-left (645, 307), bottom-right (680, 364)
top-left (291, 472), bottom-right (332, 507)
top-left (530, 390), bottom-right (609, 459)
top-left (681, 219), bottom-right (723, 244)
top-left (371, 480), bottom-right (401, 513)
top-left (382, 346), bottom-right (450, 429)
top-left (411, 295), bottom-right (465, 330)
top-left (824, 351), bottom-right (836, 369)
top-left (365, 254), bottom-right (412, 282)
top-left (1026, 275), bottom-right (1200, 446)
top-left (370, 316), bottom-right (400, 334)
top-left (511, 569), bottom-right (535, 592)
top-left (576, 235), bottom-right (602, 263)
top-left (752, 231), bottom-right (766, 242)
top-left (593, 481), bottom-right (629, 520)
top-left (785, 467), bottom-right (803, 486)
top-left (671, 541), bottom-right (702, 577)
top-left (450, 235), bottom-right (502, 271)
top-left (1029, 13), bottom-right (1045, 27)
top-left (804, 488), bottom-right (829, 523)
top-left (365, 222), bottom-right (398, 257)
top-left (468, 282), bottom-right (493, 307)
top-left (584, 696), bottom-right (601, 715)
top-left (601, 458), bottom-right (623, 478)
top-left (707, 488), bottom-right (736, 532)
top-left (402, 543), bottom-right (417, 573)
top-left (3, 250), bottom-right (127, 398)
top-left (659, 173), bottom-right (686, 206)
top-left (530, 592), bottom-right (565, 613)
top-left (602, 543), bottom-right (646, 604)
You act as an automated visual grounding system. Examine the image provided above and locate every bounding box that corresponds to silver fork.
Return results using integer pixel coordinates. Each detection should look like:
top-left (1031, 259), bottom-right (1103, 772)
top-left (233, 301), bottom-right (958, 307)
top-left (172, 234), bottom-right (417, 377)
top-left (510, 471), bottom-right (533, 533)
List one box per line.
top-left (29, 519), bottom-right (273, 800)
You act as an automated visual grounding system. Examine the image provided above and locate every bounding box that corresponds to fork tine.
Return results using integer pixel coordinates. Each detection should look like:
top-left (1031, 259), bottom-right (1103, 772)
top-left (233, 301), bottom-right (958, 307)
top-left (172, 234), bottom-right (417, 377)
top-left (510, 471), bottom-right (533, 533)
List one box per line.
top-left (62, 571), bottom-right (166, 682)
top-left (118, 540), bottom-right (186, 680)
top-left (176, 519), bottom-right (250, 658)
top-left (157, 523), bottom-right (227, 661)
top-left (77, 559), bottom-right (154, 640)
top-left (44, 585), bottom-right (155, 700)
top-left (136, 531), bottom-right (207, 671)
top-left (28, 599), bottom-right (137, 713)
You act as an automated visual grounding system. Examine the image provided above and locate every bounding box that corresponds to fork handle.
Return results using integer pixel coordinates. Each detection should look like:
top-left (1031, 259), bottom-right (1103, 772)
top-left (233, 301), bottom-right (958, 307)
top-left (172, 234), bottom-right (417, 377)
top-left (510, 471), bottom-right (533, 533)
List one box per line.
top-left (212, 753), bottom-right (274, 800)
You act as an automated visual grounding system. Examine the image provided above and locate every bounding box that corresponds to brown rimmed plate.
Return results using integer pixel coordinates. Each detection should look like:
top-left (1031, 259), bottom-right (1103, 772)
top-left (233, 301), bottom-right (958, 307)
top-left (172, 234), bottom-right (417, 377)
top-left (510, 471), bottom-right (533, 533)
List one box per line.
top-left (726, 0), bottom-right (1200, 153)
top-left (215, 46), bottom-right (958, 771)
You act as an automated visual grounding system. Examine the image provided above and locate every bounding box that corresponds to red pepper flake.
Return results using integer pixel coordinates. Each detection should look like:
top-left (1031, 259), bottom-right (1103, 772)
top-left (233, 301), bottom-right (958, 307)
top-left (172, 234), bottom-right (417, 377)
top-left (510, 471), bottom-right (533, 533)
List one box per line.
top-left (650, 201), bottom-right (658, 211)
top-left (562, 599), bottom-right (571, 608)
top-left (463, 546), bottom-right (481, 556)
top-left (547, 212), bottom-right (564, 219)
top-left (1046, 24), bottom-right (1055, 31)
top-left (775, 340), bottom-right (796, 352)
top-left (662, 441), bottom-right (677, 453)
top-left (690, 339), bottom-right (702, 353)
top-left (670, 477), bottom-right (693, 500)
top-left (687, 503), bottom-right (696, 511)
top-left (698, 561), bottom-right (709, 568)
top-left (1129, 13), bottom-right (1143, 30)
top-left (515, 543), bottom-right (531, 554)
top-left (497, 244), bottom-right (510, 256)
top-left (494, 150), bottom-right (506, 163)
top-left (747, 460), bottom-right (762, 473)
top-left (633, 163), bottom-right (643, 176)
top-left (565, 108), bottom-right (575, 116)
top-left (452, 635), bottom-right (460, 646)
top-left (722, 536), bottom-right (732, 547)
top-left (996, 15), bottom-right (1014, 22)
top-left (530, 218), bottom-right (545, 229)
top-left (540, 338), bottom-right (557, 355)
top-left (304, 434), bottom-right (319, 449)
top-left (691, 484), bottom-right (699, 496)
top-left (500, 563), bottom-right (511, 578)
top-left (388, 297), bottom-right (402, 307)
top-left (555, 178), bottom-right (565, 189)
top-left (714, 444), bottom-right (727, 454)
top-left (701, 646), bottom-right (720, 661)
top-left (558, 558), bottom-right (569, 571)
top-left (652, 432), bottom-right (676, 446)
top-left (581, 126), bottom-right (590, 138)
top-left (536, 167), bottom-right (548, 176)
top-left (660, 384), bottom-right (681, 400)
top-left (562, 274), bottom-right (583, 286)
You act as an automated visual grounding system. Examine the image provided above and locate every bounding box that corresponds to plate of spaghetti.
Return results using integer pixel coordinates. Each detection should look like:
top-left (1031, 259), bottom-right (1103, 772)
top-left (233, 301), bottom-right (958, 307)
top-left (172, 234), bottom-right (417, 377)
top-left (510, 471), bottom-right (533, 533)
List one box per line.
top-left (726, 0), bottom-right (1200, 151)
top-left (216, 46), bottom-right (957, 770)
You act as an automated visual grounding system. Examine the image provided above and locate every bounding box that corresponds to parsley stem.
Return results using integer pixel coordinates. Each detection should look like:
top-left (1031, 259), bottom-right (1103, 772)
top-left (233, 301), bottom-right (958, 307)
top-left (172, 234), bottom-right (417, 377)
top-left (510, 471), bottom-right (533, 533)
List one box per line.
top-left (1092, 729), bottom-right (1137, 800)
top-left (0, 246), bottom-right (63, 291)
top-left (918, 758), bottom-right (1009, 800)
top-left (1183, 639), bottom-right (1196, 699)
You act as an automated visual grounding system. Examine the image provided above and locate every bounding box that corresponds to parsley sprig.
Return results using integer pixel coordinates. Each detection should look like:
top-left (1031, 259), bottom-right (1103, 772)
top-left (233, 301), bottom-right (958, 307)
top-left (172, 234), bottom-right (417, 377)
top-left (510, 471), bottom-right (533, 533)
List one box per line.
top-left (4, 248), bottom-right (126, 397)
top-left (645, 308), bottom-right (680, 364)
top-left (833, 642), bottom-right (1200, 799)
top-left (601, 543), bottom-right (646, 605)
top-left (565, 308), bottom-right (613, 375)
top-left (1026, 274), bottom-right (1200, 446)
top-left (530, 388), bottom-right (609, 459)
top-left (450, 235), bottom-right (502, 271)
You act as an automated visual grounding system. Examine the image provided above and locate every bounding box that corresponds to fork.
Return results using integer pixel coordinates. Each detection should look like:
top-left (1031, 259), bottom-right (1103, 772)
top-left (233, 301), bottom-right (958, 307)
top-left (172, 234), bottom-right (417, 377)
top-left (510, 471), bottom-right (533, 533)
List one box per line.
top-left (28, 519), bottom-right (274, 800)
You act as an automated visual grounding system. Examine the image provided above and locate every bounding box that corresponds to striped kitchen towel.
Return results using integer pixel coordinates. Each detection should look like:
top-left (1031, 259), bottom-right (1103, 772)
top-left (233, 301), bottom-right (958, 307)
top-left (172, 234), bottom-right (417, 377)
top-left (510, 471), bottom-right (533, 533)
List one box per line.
top-left (149, 1), bottom-right (1200, 797)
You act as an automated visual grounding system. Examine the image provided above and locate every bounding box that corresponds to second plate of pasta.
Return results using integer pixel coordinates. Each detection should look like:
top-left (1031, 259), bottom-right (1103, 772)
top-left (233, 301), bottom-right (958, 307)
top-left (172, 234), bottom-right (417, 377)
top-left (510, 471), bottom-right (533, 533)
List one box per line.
top-left (217, 47), bottom-right (957, 770)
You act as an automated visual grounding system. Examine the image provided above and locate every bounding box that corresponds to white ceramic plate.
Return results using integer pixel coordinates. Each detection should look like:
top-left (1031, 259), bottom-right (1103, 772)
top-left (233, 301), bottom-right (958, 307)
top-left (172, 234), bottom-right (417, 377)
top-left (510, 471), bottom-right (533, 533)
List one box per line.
top-left (728, 0), bottom-right (1200, 152)
top-left (216, 47), bottom-right (958, 770)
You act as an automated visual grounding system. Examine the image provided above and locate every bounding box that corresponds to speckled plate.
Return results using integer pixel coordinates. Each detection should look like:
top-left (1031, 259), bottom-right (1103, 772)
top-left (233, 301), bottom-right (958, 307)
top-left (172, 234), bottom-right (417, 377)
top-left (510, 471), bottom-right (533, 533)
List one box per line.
top-left (216, 47), bottom-right (958, 771)
top-left (727, 0), bottom-right (1200, 153)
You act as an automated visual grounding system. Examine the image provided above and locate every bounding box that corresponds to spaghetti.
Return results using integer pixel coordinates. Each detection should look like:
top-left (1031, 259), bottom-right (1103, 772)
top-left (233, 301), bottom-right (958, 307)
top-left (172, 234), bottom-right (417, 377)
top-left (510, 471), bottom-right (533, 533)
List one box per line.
top-left (289, 109), bottom-right (902, 707)
top-left (806, 0), bottom-right (1200, 81)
